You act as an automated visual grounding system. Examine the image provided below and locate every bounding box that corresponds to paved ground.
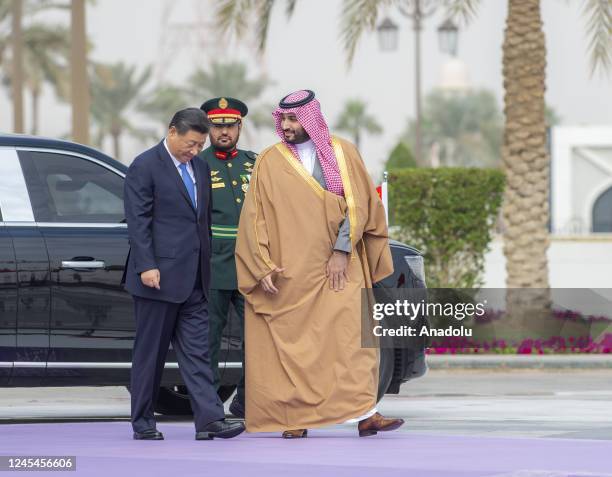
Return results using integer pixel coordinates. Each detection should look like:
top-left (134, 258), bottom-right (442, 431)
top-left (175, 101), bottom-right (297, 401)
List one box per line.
top-left (1, 370), bottom-right (611, 476)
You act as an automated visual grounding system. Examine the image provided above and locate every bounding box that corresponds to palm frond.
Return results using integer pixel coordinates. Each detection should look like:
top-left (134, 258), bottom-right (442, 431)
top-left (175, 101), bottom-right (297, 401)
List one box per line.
top-left (442, 0), bottom-right (481, 25)
top-left (286, 0), bottom-right (298, 17)
top-left (256, 0), bottom-right (276, 52)
top-left (215, 0), bottom-right (256, 40)
top-left (581, 0), bottom-right (612, 76)
top-left (215, 0), bottom-right (285, 54)
top-left (340, 0), bottom-right (393, 66)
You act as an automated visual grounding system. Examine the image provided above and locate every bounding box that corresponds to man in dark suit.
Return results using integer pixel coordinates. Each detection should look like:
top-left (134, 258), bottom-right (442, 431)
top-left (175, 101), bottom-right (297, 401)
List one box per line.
top-left (124, 108), bottom-right (245, 441)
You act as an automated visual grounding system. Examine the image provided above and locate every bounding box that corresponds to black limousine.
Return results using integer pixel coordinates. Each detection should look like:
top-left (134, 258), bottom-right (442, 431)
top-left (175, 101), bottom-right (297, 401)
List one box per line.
top-left (0, 134), bottom-right (427, 415)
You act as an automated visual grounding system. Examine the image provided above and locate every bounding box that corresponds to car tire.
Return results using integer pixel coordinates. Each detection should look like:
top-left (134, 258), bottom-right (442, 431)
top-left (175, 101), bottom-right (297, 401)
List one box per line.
top-left (217, 384), bottom-right (237, 403)
top-left (145, 384), bottom-right (238, 416)
top-left (154, 386), bottom-right (193, 415)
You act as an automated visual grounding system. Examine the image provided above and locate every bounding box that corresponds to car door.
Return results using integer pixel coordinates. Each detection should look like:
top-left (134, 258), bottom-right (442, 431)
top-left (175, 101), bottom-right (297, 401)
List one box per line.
top-left (17, 148), bottom-right (133, 385)
top-left (0, 146), bottom-right (50, 386)
top-left (0, 218), bottom-right (17, 386)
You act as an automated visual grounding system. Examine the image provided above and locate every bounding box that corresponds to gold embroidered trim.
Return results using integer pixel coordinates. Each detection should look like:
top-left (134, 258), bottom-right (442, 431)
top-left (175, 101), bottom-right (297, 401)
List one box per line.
top-left (275, 143), bottom-right (325, 200)
top-left (251, 149), bottom-right (275, 270)
top-left (332, 137), bottom-right (357, 251)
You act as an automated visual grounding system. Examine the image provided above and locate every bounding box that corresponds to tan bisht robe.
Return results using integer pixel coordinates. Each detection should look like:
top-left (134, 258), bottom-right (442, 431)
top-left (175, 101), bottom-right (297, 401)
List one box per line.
top-left (235, 136), bottom-right (393, 432)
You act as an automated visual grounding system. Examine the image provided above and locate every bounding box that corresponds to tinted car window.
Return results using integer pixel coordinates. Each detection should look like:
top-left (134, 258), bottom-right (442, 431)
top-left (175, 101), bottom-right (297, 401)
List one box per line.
top-left (20, 151), bottom-right (124, 223)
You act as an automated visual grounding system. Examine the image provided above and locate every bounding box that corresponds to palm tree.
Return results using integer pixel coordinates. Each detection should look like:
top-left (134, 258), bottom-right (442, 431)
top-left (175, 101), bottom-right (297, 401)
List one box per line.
top-left (403, 88), bottom-right (503, 168)
top-left (215, 0), bottom-right (611, 291)
top-left (335, 98), bottom-right (382, 149)
top-left (10, 0), bottom-right (23, 133)
top-left (1, 1), bottom-right (75, 135)
top-left (71, 0), bottom-right (89, 144)
top-left (186, 61), bottom-right (275, 132)
top-left (22, 24), bottom-right (70, 134)
top-left (138, 84), bottom-right (189, 134)
top-left (90, 62), bottom-right (154, 161)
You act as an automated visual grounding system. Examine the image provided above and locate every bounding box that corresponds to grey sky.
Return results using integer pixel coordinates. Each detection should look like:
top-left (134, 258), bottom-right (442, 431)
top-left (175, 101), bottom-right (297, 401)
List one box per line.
top-left (1, 0), bottom-right (610, 175)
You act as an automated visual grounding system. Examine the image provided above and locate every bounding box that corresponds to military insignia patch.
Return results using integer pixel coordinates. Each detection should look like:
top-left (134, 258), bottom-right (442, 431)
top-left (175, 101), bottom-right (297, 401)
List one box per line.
top-left (211, 176), bottom-right (222, 183)
top-left (240, 174), bottom-right (251, 193)
top-left (244, 161), bottom-right (253, 168)
top-left (212, 183), bottom-right (226, 189)
top-left (218, 98), bottom-right (228, 109)
top-left (211, 170), bottom-right (219, 176)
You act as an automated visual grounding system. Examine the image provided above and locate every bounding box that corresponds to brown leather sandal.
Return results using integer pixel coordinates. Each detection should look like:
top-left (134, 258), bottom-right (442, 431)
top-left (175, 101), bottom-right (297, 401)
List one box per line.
top-left (282, 429), bottom-right (308, 438)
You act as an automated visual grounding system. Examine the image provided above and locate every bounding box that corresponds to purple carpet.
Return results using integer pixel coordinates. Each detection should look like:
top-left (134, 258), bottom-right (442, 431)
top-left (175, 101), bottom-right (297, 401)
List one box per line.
top-left (1, 422), bottom-right (611, 476)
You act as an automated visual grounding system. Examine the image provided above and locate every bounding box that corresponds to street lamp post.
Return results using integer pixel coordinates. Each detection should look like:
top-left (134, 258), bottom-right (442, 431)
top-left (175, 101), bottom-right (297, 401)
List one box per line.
top-left (437, 18), bottom-right (459, 57)
top-left (377, 1), bottom-right (459, 166)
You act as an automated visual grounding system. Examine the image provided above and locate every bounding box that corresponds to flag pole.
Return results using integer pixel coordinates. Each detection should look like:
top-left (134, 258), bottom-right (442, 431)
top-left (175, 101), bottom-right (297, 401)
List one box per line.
top-left (382, 171), bottom-right (389, 225)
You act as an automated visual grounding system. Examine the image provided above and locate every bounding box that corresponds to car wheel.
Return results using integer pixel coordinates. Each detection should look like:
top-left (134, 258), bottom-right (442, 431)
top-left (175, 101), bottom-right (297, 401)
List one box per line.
top-left (217, 384), bottom-right (237, 403)
top-left (154, 386), bottom-right (193, 415)
top-left (146, 384), bottom-right (238, 416)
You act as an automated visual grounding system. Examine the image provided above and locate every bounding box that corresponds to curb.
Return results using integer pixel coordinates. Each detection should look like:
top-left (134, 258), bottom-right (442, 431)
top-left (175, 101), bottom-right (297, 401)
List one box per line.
top-left (426, 354), bottom-right (612, 369)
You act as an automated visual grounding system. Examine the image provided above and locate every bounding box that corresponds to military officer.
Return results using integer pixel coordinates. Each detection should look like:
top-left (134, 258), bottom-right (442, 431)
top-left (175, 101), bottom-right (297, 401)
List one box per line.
top-left (199, 97), bottom-right (256, 419)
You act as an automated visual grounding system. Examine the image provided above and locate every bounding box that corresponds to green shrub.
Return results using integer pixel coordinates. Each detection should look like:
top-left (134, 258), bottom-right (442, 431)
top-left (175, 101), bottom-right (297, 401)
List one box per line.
top-left (385, 141), bottom-right (417, 170)
top-left (389, 168), bottom-right (505, 288)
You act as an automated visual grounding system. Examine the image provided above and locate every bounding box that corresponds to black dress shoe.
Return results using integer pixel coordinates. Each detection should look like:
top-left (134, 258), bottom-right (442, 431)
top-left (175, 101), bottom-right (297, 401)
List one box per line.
top-left (196, 420), bottom-right (245, 440)
top-left (229, 397), bottom-right (245, 419)
top-left (133, 429), bottom-right (164, 440)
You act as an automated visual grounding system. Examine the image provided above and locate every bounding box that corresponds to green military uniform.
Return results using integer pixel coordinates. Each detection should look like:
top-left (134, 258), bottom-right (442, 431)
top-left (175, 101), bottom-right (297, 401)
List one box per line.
top-left (200, 97), bottom-right (255, 409)
top-left (202, 146), bottom-right (255, 405)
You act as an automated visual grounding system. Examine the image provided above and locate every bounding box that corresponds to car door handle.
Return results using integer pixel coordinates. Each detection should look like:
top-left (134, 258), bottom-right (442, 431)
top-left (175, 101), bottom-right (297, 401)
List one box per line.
top-left (61, 260), bottom-right (106, 269)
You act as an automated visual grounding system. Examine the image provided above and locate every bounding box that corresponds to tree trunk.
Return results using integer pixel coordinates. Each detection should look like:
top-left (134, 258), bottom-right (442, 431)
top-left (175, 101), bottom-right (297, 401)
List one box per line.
top-left (355, 130), bottom-right (361, 149)
top-left (501, 0), bottom-right (550, 289)
top-left (71, 0), bottom-right (90, 144)
top-left (112, 132), bottom-right (121, 161)
top-left (31, 89), bottom-right (40, 135)
top-left (11, 0), bottom-right (24, 134)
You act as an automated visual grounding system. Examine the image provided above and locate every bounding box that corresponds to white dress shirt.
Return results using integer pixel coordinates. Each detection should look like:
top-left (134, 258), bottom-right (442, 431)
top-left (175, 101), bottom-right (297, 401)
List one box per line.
top-left (296, 139), bottom-right (317, 176)
top-left (164, 138), bottom-right (197, 207)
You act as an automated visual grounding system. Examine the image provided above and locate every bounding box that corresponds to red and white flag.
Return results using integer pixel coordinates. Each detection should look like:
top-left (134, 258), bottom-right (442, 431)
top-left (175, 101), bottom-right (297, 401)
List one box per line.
top-left (376, 171), bottom-right (389, 225)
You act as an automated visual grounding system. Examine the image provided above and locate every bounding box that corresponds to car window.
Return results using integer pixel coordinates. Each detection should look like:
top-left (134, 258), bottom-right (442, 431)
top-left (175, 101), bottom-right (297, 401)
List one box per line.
top-left (19, 151), bottom-right (124, 223)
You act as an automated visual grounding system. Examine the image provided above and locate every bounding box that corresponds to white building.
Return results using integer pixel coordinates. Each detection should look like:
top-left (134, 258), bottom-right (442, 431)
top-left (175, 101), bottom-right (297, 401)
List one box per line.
top-left (484, 125), bottom-right (612, 288)
top-left (551, 126), bottom-right (612, 235)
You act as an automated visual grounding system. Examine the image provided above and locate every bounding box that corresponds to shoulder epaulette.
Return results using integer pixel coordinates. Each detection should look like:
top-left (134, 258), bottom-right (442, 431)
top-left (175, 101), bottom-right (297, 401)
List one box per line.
top-left (245, 150), bottom-right (258, 161)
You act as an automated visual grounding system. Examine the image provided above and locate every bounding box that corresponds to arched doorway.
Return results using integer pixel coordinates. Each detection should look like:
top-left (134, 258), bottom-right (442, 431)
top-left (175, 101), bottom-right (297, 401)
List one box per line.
top-left (593, 186), bottom-right (612, 232)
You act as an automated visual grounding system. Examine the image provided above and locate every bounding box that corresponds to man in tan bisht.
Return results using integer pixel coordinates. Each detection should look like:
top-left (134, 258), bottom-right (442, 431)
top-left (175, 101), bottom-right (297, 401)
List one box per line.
top-left (235, 89), bottom-right (405, 438)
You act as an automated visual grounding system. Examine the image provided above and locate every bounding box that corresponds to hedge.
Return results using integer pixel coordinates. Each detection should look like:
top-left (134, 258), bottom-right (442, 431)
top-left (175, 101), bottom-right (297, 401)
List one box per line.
top-left (389, 168), bottom-right (505, 288)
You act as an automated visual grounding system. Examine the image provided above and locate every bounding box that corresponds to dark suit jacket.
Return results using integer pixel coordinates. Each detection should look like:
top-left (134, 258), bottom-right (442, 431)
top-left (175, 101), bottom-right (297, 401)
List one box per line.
top-left (123, 140), bottom-right (212, 303)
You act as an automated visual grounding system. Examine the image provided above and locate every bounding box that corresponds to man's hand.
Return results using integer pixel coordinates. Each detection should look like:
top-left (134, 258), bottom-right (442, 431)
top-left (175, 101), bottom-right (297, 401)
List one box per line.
top-left (141, 269), bottom-right (160, 289)
top-left (326, 251), bottom-right (348, 292)
top-left (259, 267), bottom-right (285, 295)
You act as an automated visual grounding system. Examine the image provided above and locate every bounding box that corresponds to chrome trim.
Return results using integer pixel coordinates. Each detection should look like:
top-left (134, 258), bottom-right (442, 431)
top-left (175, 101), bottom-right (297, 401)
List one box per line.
top-left (13, 361), bottom-right (46, 368)
top-left (37, 223), bottom-right (127, 229)
top-left (2, 221), bottom-right (36, 227)
top-left (3, 222), bottom-right (127, 228)
top-left (0, 148), bottom-right (35, 222)
top-left (0, 362), bottom-right (13, 368)
top-left (46, 362), bottom-right (132, 369)
top-left (14, 147), bottom-right (126, 178)
top-left (221, 362), bottom-right (242, 369)
top-left (41, 362), bottom-right (242, 369)
top-left (3, 222), bottom-right (127, 229)
top-left (61, 260), bottom-right (106, 269)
